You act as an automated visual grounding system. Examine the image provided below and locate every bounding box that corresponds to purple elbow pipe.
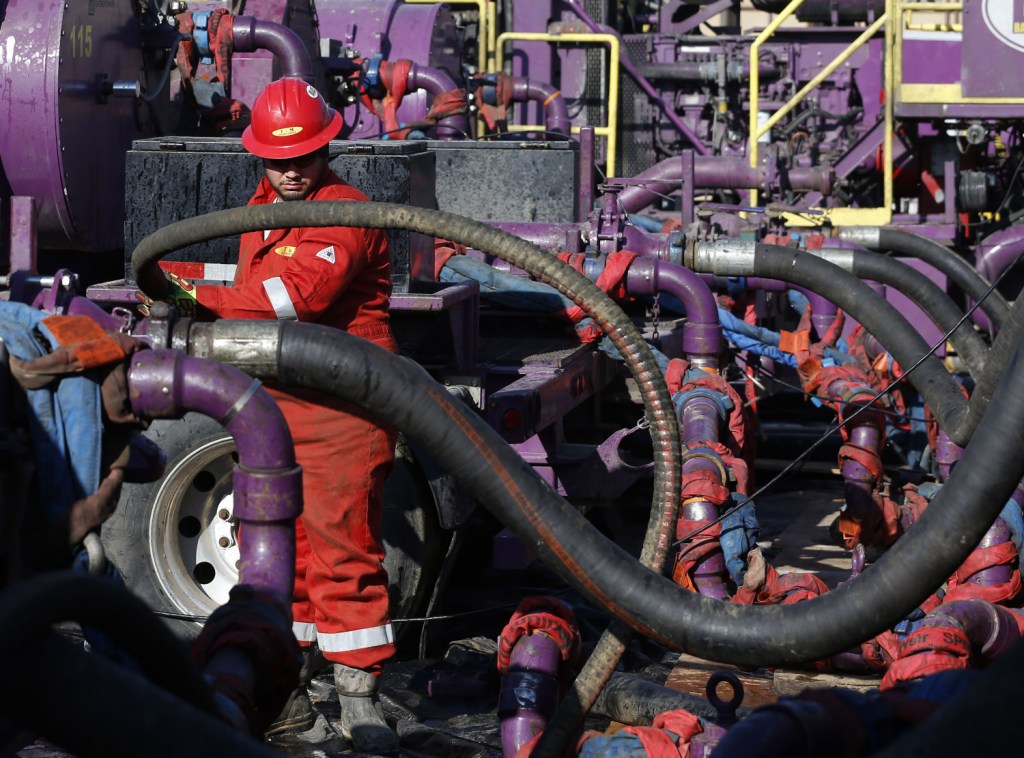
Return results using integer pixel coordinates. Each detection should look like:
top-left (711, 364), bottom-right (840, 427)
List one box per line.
top-left (974, 225), bottom-right (1024, 336)
top-left (625, 257), bottom-right (721, 367)
top-left (679, 394), bottom-right (730, 600)
top-left (408, 63), bottom-right (470, 138)
top-left (925, 598), bottom-right (1021, 661)
top-left (499, 633), bottom-right (563, 758)
top-left (126, 349), bottom-right (301, 603)
top-left (512, 78), bottom-right (570, 136)
top-left (232, 17), bottom-right (314, 82)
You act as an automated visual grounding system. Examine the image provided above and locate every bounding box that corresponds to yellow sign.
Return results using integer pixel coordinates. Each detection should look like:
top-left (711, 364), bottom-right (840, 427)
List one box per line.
top-left (274, 246), bottom-right (296, 257)
top-left (271, 127), bottom-right (303, 137)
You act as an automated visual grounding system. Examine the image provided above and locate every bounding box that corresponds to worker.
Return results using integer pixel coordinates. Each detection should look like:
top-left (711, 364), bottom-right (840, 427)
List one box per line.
top-left (138, 77), bottom-right (400, 753)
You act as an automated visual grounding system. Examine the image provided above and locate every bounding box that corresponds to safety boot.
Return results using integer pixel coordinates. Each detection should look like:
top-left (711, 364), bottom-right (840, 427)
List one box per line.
top-left (334, 663), bottom-right (399, 755)
top-left (265, 647), bottom-right (327, 737)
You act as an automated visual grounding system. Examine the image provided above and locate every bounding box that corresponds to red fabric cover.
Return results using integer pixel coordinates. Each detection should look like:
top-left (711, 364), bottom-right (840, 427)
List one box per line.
top-left (732, 562), bottom-right (829, 606)
top-left (623, 708), bottom-right (704, 757)
top-left (881, 623), bottom-right (972, 690)
top-left (425, 89), bottom-right (468, 123)
top-left (944, 541), bottom-right (1023, 605)
top-left (475, 73), bottom-right (515, 131)
top-left (665, 360), bottom-right (752, 490)
top-left (496, 596), bottom-right (580, 675)
top-left (362, 59), bottom-right (414, 138)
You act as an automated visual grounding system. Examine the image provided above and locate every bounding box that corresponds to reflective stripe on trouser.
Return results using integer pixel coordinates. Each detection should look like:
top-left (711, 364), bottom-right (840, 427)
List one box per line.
top-left (262, 277), bottom-right (298, 320)
top-left (283, 395), bottom-right (398, 673)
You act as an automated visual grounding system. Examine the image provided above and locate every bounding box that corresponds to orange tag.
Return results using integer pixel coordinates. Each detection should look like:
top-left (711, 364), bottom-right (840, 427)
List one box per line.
top-left (42, 315), bottom-right (107, 346)
top-left (778, 330), bottom-right (810, 355)
top-left (42, 315), bottom-right (126, 370)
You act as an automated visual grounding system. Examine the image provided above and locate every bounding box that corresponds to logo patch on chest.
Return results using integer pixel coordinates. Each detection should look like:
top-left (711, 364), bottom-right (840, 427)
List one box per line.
top-left (315, 245), bottom-right (336, 264)
top-left (274, 246), bottom-right (296, 257)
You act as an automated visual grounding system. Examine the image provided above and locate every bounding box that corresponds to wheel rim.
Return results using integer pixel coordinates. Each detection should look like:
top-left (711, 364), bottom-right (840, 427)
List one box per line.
top-left (149, 437), bottom-right (240, 616)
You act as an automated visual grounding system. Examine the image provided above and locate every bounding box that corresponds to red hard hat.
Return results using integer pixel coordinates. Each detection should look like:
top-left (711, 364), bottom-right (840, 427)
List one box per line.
top-left (242, 78), bottom-right (343, 159)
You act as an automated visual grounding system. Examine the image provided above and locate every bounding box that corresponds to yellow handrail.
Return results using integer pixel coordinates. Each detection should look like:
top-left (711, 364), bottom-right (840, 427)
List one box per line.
top-left (756, 14), bottom-right (888, 139)
top-left (748, 0), bottom-right (806, 207)
top-left (496, 31), bottom-right (620, 177)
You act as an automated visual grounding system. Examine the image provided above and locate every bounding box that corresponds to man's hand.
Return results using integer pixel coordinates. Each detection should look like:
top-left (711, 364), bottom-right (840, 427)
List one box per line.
top-left (135, 272), bottom-right (198, 317)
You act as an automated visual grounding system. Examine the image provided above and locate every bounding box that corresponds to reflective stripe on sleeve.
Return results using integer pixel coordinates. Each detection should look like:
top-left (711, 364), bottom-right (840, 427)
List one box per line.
top-left (317, 623), bottom-right (395, 654)
top-left (262, 277), bottom-right (298, 320)
top-left (293, 621), bottom-right (318, 643)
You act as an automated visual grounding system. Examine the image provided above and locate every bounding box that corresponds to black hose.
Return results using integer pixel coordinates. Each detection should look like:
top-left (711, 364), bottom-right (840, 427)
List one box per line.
top-left (832, 248), bottom-right (989, 378)
top-left (132, 201), bottom-right (681, 754)
top-left (191, 319), bottom-right (1024, 669)
top-left (691, 242), bottom-right (1002, 447)
top-left (850, 227), bottom-right (1010, 329)
top-left (0, 572), bottom-right (219, 715)
top-left (1, 631), bottom-right (279, 758)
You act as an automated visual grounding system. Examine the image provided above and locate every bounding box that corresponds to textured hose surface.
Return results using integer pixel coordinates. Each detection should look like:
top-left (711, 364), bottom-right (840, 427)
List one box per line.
top-left (876, 228), bottom-right (1010, 328)
top-left (198, 321), bottom-right (1024, 668)
top-left (849, 251), bottom-right (988, 378)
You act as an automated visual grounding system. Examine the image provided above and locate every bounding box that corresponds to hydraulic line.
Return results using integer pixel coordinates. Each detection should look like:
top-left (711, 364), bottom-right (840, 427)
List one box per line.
top-left (840, 227), bottom-right (1011, 330)
top-left (132, 201), bottom-right (682, 750)
top-left (685, 241), bottom-right (1024, 448)
top-left (0, 573), bottom-right (218, 715)
top-left (182, 318), bottom-right (1024, 671)
top-left (812, 246), bottom-right (989, 379)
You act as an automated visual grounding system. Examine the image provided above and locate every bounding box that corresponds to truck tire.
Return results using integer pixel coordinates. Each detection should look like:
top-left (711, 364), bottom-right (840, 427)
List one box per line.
top-left (102, 413), bottom-right (446, 639)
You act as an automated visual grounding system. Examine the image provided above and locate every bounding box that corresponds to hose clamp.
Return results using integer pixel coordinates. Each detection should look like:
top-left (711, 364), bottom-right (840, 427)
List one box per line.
top-left (838, 226), bottom-right (881, 249)
top-left (680, 447), bottom-right (730, 486)
top-left (686, 239), bottom-right (757, 275)
top-left (807, 246), bottom-right (855, 271)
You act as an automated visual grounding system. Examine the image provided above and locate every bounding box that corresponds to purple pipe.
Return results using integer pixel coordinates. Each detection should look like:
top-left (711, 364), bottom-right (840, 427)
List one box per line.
top-left (920, 598), bottom-right (1021, 661)
top-left (625, 257), bottom-right (722, 367)
top-left (617, 156), bottom-right (831, 214)
top-left (408, 63), bottom-right (471, 138)
top-left (126, 349), bottom-right (301, 603)
top-left (973, 225), bottom-right (1024, 336)
top-left (678, 395), bottom-right (731, 600)
top-left (965, 518), bottom-right (1013, 589)
top-left (933, 427), bottom-right (962, 483)
top-left (511, 78), bottom-right (570, 136)
top-left (499, 633), bottom-right (563, 758)
top-left (231, 16), bottom-right (314, 82)
top-left (563, 0), bottom-right (708, 156)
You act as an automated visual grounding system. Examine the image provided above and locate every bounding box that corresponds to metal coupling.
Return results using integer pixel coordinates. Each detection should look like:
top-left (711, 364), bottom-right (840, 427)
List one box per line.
top-left (838, 226), bottom-right (881, 249)
top-left (806, 246), bottom-right (855, 272)
top-left (188, 321), bottom-right (283, 381)
top-left (684, 239), bottom-right (757, 275)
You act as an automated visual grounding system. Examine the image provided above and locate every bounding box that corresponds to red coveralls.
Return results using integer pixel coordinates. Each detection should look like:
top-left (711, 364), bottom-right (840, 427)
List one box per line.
top-left (194, 171), bottom-right (398, 672)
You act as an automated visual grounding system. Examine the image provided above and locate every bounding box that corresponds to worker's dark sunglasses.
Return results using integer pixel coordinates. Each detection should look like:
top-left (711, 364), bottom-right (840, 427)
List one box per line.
top-left (264, 151), bottom-right (320, 170)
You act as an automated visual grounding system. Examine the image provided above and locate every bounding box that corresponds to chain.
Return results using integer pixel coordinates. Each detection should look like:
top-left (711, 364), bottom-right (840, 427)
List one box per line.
top-left (651, 292), bottom-right (661, 348)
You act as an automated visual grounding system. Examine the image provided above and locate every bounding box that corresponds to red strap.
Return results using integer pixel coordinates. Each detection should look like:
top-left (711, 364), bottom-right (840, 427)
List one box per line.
top-left (425, 89), bottom-right (468, 122)
top-left (838, 442), bottom-right (884, 480)
top-left (560, 251), bottom-right (639, 324)
top-left (621, 723), bottom-right (692, 758)
top-left (433, 238), bottom-right (466, 281)
top-left (881, 624), bottom-right (971, 690)
top-left (496, 596), bottom-right (580, 674)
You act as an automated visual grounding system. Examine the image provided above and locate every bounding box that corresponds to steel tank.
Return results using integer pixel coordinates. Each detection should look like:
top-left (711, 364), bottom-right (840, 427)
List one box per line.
top-left (0, 0), bottom-right (150, 251)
